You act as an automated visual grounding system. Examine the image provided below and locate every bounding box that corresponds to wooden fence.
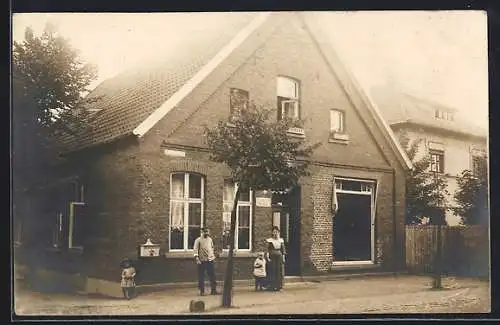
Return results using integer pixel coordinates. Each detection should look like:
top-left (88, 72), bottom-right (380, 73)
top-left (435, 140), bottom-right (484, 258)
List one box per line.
top-left (405, 225), bottom-right (489, 277)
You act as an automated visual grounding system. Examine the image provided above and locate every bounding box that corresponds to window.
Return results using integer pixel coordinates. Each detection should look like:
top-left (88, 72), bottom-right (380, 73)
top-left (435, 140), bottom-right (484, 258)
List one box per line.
top-left (69, 202), bottom-right (86, 249)
top-left (43, 179), bottom-right (85, 249)
top-left (435, 109), bottom-right (454, 121)
top-left (170, 173), bottom-right (205, 250)
top-left (229, 88), bottom-right (249, 115)
top-left (471, 155), bottom-right (485, 176)
top-left (430, 150), bottom-right (445, 173)
top-left (222, 180), bottom-right (252, 251)
top-left (330, 109), bottom-right (345, 134)
top-left (13, 217), bottom-right (23, 246)
top-left (52, 212), bottom-right (63, 248)
top-left (277, 76), bottom-right (300, 120)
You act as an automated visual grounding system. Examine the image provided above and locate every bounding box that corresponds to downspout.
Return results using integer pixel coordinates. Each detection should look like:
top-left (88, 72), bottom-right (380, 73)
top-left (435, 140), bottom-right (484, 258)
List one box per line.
top-left (392, 168), bottom-right (398, 273)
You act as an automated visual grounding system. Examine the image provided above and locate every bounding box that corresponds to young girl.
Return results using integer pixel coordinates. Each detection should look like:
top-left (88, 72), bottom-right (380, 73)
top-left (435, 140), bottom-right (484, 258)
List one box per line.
top-left (120, 258), bottom-right (136, 300)
top-left (253, 252), bottom-right (267, 291)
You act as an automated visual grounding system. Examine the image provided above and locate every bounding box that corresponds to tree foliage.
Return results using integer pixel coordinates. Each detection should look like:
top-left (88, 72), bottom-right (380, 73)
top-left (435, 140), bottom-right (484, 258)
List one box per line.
top-left (399, 132), bottom-right (449, 225)
top-left (205, 104), bottom-right (318, 307)
top-left (12, 23), bottom-right (98, 138)
top-left (453, 155), bottom-right (488, 225)
top-left (206, 105), bottom-right (318, 191)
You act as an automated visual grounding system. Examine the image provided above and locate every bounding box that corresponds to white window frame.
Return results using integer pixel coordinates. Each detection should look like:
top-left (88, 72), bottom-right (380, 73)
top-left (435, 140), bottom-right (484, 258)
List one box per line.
top-left (14, 218), bottom-right (23, 246)
top-left (69, 201), bottom-right (85, 250)
top-left (332, 177), bottom-right (376, 266)
top-left (429, 149), bottom-right (445, 174)
top-left (281, 100), bottom-right (300, 120)
top-left (52, 211), bottom-right (63, 248)
top-left (277, 76), bottom-right (300, 120)
top-left (222, 182), bottom-right (253, 252)
top-left (330, 109), bottom-right (345, 134)
top-left (169, 173), bottom-right (205, 251)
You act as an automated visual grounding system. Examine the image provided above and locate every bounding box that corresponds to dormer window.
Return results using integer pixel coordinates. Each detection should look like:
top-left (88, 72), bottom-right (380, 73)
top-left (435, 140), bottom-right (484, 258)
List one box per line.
top-left (277, 76), bottom-right (300, 120)
top-left (435, 109), bottom-right (454, 121)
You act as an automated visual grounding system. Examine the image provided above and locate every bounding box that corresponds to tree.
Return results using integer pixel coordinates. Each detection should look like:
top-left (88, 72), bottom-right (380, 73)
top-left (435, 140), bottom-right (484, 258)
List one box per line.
top-left (205, 104), bottom-right (318, 308)
top-left (12, 23), bottom-right (98, 185)
top-left (13, 23), bottom-right (98, 140)
top-left (399, 132), bottom-right (449, 225)
top-left (453, 155), bottom-right (488, 225)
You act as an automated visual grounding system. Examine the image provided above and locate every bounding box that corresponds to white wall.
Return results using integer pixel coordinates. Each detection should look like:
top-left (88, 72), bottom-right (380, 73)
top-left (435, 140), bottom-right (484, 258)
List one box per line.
top-left (394, 127), bottom-right (487, 226)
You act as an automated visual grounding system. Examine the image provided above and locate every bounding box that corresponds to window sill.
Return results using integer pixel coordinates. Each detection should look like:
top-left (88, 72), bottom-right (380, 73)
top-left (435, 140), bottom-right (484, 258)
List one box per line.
top-left (329, 133), bottom-right (349, 145)
top-left (165, 251), bottom-right (195, 259)
top-left (69, 247), bottom-right (84, 255)
top-left (287, 127), bottom-right (305, 138)
top-left (219, 250), bottom-right (256, 258)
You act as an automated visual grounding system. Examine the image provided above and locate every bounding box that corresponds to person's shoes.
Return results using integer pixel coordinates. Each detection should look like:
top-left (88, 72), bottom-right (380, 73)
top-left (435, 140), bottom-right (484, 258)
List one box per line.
top-left (199, 291), bottom-right (205, 296)
top-left (211, 291), bottom-right (220, 295)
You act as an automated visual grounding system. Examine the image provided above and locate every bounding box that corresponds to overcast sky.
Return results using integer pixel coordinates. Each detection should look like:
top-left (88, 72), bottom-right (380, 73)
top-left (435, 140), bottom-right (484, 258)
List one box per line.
top-left (12, 11), bottom-right (488, 128)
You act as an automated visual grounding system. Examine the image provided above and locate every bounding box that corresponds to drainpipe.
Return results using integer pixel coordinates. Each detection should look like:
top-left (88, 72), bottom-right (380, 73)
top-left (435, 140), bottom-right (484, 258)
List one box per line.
top-left (392, 168), bottom-right (398, 273)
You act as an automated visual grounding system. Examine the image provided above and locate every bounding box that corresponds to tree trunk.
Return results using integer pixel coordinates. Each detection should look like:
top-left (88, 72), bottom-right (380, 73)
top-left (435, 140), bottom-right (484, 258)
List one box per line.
top-left (221, 186), bottom-right (241, 308)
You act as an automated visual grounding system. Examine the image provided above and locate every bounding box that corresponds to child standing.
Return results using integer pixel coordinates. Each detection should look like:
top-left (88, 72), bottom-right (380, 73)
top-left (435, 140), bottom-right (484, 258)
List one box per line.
top-left (253, 252), bottom-right (267, 291)
top-left (120, 258), bottom-right (136, 300)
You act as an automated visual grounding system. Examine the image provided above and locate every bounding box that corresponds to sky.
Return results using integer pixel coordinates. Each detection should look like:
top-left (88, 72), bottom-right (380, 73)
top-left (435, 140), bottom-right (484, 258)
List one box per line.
top-left (12, 11), bottom-right (489, 128)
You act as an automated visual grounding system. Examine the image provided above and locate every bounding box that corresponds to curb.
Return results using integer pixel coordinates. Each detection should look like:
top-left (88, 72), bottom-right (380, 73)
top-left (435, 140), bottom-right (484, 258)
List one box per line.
top-left (131, 271), bottom-right (406, 295)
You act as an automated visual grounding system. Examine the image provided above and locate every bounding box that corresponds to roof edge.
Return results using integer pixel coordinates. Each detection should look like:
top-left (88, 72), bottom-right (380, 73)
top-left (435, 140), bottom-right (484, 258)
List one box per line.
top-left (300, 13), bottom-right (412, 171)
top-left (390, 120), bottom-right (488, 140)
top-left (132, 12), bottom-right (272, 138)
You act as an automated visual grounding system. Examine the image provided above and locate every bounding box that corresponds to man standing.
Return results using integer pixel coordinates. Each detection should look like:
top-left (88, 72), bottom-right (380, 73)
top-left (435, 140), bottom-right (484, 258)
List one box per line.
top-left (193, 227), bottom-right (218, 296)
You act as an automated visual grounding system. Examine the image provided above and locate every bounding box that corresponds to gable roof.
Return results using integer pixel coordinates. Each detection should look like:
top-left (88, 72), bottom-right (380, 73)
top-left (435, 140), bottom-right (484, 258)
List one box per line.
top-left (60, 12), bottom-right (259, 152)
top-left (370, 86), bottom-right (487, 139)
top-left (61, 12), bottom-right (412, 170)
top-left (299, 13), bottom-right (413, 170)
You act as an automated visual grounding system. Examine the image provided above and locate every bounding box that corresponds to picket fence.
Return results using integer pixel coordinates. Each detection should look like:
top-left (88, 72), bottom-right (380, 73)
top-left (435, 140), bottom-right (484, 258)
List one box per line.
top-left (405, 225), bottom-right (489, 277)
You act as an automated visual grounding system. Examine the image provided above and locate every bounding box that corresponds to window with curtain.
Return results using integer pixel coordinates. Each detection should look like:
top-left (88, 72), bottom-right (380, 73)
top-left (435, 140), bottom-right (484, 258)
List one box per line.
top-left (170, 173), bottom-right (204, 250)
top-left (222, 180), bottom-right (252, 251)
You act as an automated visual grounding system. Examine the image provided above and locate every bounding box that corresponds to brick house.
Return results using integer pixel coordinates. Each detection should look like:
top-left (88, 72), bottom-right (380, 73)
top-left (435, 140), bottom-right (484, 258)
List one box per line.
top-left (370, 87), bottom-right (488, 226)
top-left (14, 12), bottom-right (412, 295)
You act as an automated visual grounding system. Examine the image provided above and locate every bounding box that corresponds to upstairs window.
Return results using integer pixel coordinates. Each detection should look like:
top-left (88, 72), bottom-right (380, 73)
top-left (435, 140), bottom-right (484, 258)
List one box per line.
top-left (170, 173), bottom-right (205, 250)
top-left (229, 88), bottom-right (249, 116)
top-left (222, 180), bottom-right (253, 251)
top-left (277, 76), bottom-right (300, 120)
top-left (429, 150), bottom-right (445, 174)
top-left (330, 109), bottom-right (345, 134)
top-left (435, 109), bottom-right (454, 121)
top-left (471, 155), bottom-right (485, 176)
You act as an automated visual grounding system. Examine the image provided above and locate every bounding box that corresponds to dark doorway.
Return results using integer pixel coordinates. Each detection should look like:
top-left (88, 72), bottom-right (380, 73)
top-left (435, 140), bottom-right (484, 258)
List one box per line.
top-left (333, 193), bottom-right (372, 261)
top-left (271, 186), bottom-right (301, 275)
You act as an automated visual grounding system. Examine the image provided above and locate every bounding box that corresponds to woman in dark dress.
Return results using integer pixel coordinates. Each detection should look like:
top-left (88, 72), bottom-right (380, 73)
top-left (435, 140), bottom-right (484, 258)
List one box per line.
top-left (266, 226), bottom-right (286, 291)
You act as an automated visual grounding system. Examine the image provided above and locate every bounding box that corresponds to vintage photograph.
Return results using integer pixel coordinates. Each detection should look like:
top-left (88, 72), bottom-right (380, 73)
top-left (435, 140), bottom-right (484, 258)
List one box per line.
top-left (12, 11), bottom-right (490, 316)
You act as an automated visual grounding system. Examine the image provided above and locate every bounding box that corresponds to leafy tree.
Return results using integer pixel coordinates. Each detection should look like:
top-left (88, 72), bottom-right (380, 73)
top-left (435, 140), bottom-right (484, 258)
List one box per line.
top-left (399, 132), bottom-right (449, 225)
top-left (12, 23), bottom-right (98, 186)
top-left (13, 23), bottom-right (98, 139)
top-left (453, 155), bottom-right (488, 225)
top-left (205, 104), bottom-right (318, 307)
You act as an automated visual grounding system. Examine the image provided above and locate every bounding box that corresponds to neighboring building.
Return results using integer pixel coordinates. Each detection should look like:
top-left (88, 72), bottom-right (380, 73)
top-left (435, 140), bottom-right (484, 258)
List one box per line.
top-left (370, 87), bottom-right (488, 226)
top-left (13, 12), bottom-right (412, 296)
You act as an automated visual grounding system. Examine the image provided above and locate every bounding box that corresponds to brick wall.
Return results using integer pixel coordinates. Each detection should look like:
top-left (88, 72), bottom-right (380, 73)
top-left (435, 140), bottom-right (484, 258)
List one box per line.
top-left (303, 165), bottom-right (399, 271)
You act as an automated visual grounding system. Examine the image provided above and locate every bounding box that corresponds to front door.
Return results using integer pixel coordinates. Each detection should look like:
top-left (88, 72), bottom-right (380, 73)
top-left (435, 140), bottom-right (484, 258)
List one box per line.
top-left (333, 193), bottom-right (372, 261)
top-left (271, 187), bottom-right (301, 275)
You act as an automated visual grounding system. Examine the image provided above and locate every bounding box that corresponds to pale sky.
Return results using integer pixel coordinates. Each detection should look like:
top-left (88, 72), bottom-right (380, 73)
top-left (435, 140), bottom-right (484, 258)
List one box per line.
top-left (12, 11), bottom-right (489, 128)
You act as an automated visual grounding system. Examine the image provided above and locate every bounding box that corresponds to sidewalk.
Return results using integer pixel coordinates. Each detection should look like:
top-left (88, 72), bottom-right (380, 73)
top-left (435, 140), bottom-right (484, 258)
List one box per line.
top-left (14, 274), bottom-right (490, 315)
